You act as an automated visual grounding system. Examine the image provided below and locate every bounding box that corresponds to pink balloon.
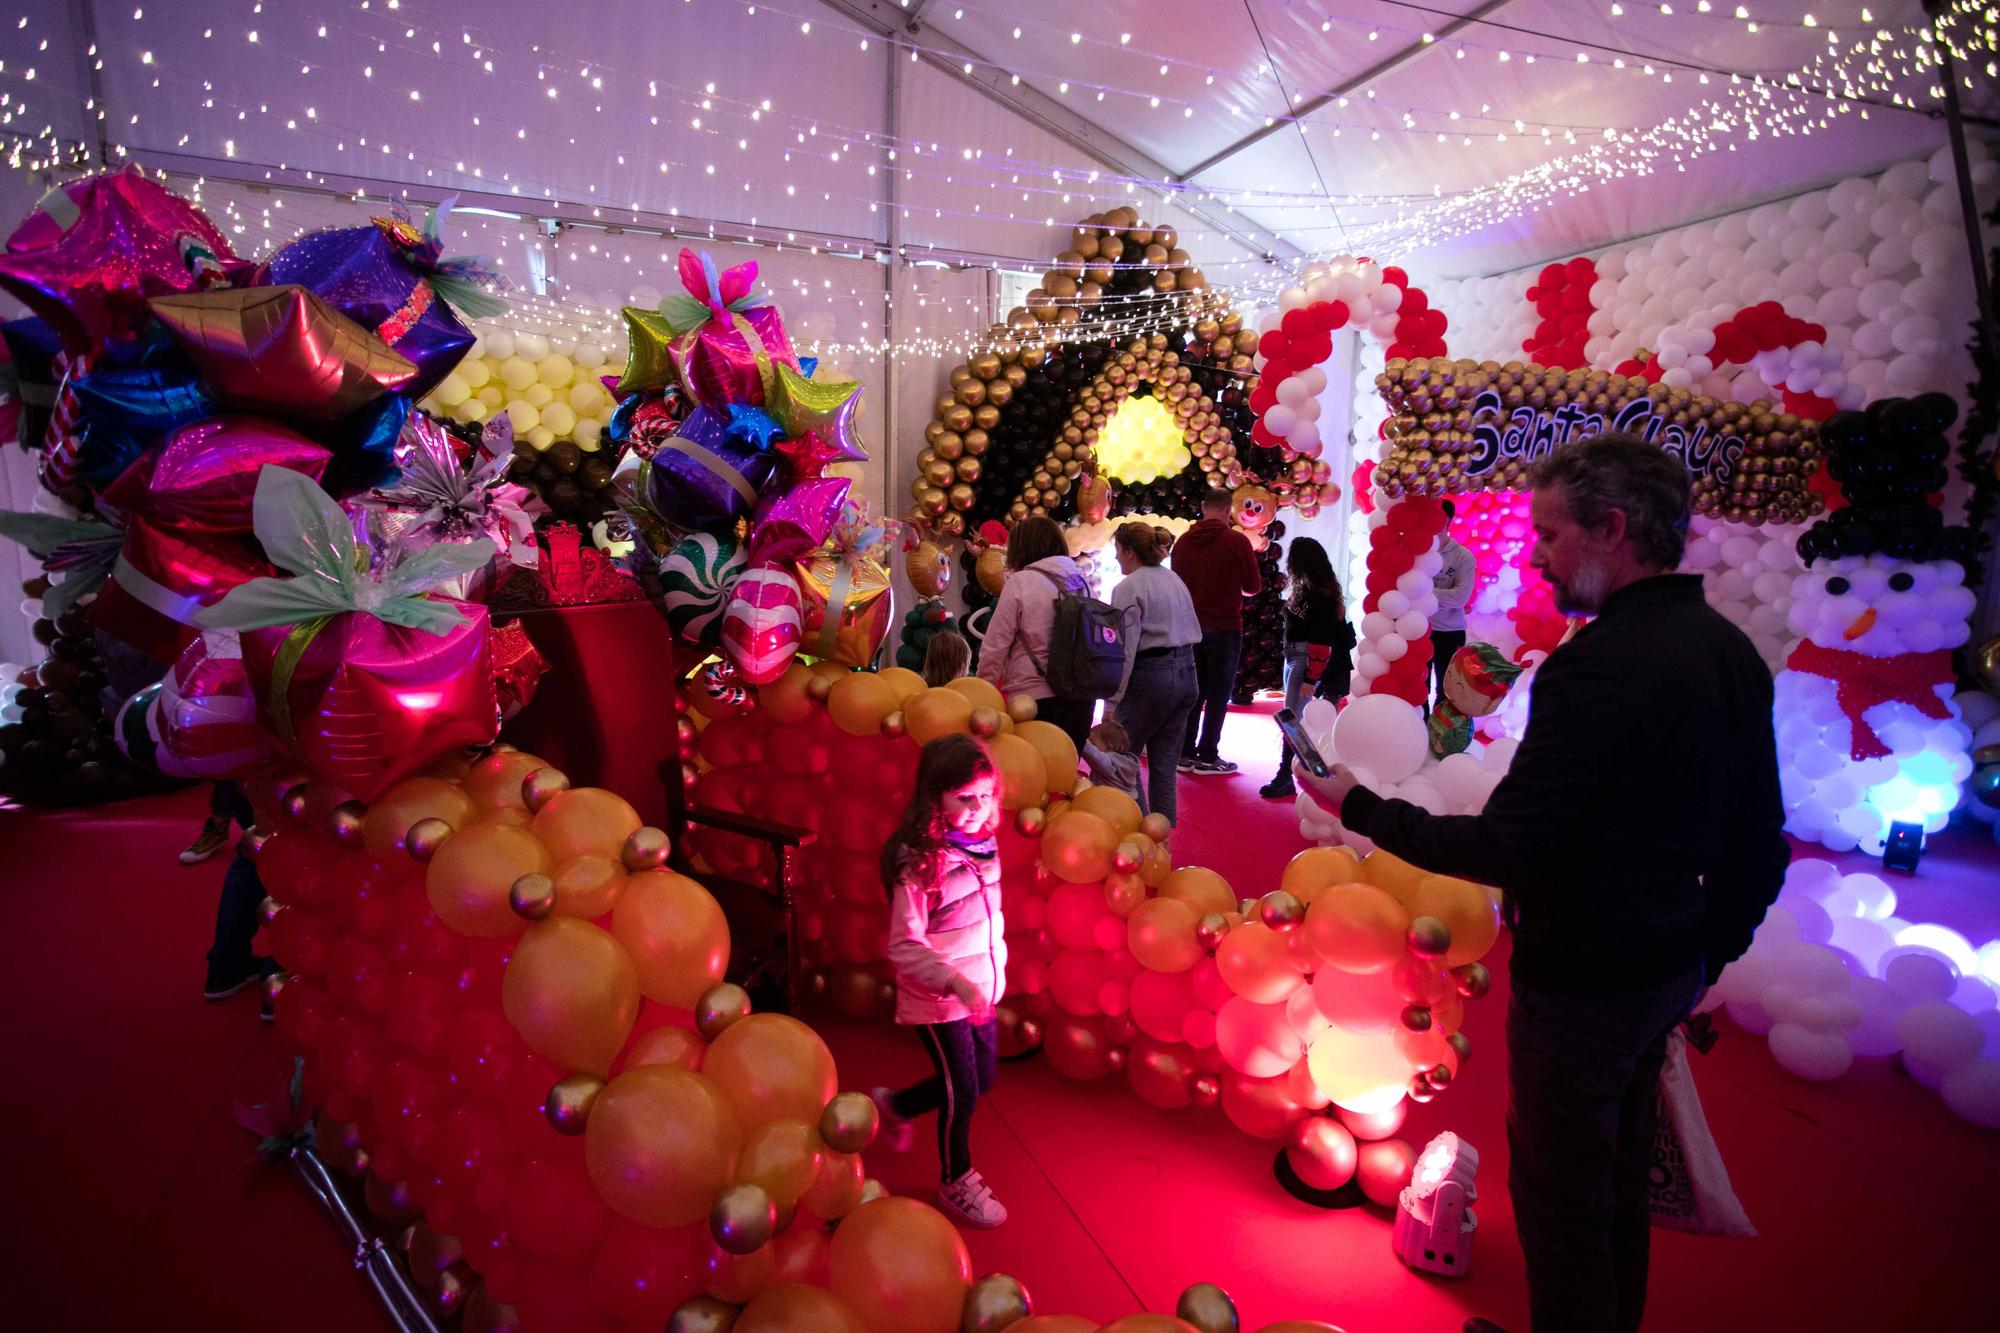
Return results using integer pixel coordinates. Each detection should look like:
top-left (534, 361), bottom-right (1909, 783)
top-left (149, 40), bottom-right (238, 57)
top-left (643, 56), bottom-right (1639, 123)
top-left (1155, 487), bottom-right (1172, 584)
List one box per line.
top-left (1216, 995), bottom-right (1305, 1078)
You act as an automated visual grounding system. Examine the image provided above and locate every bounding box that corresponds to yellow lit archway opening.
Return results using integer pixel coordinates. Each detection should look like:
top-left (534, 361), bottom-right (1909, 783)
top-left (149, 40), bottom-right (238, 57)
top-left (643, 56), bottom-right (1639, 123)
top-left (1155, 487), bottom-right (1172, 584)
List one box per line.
top-left (1095, 393), bottom-right (1190, 484)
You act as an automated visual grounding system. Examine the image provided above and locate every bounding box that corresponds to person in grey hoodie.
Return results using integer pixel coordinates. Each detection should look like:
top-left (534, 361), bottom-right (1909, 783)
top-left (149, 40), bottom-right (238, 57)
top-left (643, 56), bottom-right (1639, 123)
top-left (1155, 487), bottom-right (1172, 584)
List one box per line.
top-left (976, 515), bottom-right (1093, 747)
top-left (1108, 521), bottom-right (1202, 824)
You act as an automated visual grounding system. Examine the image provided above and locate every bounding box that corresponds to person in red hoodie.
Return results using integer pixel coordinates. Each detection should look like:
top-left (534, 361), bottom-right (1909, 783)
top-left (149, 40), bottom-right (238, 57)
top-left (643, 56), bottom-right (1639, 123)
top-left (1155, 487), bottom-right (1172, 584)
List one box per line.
top-left (1170, 489), bottom-right (1263, 774)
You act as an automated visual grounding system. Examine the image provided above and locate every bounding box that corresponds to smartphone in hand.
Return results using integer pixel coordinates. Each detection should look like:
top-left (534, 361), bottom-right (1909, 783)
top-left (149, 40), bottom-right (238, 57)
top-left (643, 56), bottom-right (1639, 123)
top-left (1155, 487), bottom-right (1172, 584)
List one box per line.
top-left (1274, 707), bottom-right (1331, 779)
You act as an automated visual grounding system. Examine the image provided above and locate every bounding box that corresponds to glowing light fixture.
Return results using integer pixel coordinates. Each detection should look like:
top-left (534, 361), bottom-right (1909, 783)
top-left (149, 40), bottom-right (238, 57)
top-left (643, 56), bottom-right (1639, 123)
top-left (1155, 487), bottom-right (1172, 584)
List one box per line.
top-left (1392, 1132), bottom-right (1479, 1276)
top-left (1093, 393), bottom-right (1189, 484)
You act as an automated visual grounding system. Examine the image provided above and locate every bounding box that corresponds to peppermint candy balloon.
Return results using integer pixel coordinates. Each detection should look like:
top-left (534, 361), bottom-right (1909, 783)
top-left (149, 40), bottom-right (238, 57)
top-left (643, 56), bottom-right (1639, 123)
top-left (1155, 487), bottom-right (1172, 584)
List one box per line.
top-left (721, 562), bottom-right (802, 684)
top-left (114, 631), bottom-right (270, 779)
top-left (660, 530), bottom-right (747, 650)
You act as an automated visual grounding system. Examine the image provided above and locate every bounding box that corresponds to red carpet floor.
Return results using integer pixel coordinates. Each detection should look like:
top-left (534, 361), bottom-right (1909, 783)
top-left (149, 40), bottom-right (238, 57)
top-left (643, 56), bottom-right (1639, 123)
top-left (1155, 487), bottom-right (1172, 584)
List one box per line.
top-left (4, 707), bottom-right (1999, 1332)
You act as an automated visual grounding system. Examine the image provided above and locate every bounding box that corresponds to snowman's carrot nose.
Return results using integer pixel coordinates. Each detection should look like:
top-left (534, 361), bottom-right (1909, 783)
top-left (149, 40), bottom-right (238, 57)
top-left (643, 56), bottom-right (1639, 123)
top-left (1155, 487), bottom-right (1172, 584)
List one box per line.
top-left (1842, 607), bottom-right (1878, 640)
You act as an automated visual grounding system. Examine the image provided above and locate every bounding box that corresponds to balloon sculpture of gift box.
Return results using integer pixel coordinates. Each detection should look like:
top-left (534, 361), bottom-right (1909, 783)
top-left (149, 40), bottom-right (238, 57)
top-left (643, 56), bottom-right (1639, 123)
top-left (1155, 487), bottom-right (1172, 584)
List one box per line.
top-left (88, 416), bottom-right (334, 663)
top-left (644, 405), bottom-right (784, 530)
top-left (259, 197), bottom-right (508, 402)
top-left (199, 466), bottom-right (499, 801)
top-left (629, 248), bottom-right (799, 407)
top-left (794, 502), bottom-right (894, 670)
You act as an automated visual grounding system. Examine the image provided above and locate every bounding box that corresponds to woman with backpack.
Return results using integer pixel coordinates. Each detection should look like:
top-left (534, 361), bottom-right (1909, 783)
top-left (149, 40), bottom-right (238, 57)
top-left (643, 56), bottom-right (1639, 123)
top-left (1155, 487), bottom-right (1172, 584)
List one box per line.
top-left (1107, 522), bottom-right (1201, 826)
top-left (976, 516), bottom-right (1095, 747)
top-left (1261, 537), bottom-right (1356, 799)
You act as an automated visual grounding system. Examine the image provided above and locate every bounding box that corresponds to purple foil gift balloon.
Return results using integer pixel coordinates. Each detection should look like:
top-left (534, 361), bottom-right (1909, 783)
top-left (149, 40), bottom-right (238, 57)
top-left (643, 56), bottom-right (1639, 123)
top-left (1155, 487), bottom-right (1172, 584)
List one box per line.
top-left (260, 211), bottom-right (491, 401)
top-left (645, 405), bottom-right (781, 530)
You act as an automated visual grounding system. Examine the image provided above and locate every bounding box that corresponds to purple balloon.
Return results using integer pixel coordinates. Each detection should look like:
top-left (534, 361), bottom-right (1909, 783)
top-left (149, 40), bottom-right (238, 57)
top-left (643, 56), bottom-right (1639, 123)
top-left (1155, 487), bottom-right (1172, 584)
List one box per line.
top-left (748, 477), bottom-right (851, 564)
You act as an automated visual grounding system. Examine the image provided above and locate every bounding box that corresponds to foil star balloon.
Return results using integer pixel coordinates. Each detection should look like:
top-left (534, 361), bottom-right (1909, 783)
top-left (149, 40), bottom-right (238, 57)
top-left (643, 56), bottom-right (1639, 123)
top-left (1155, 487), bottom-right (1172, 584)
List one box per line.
top-left (766, 361), bottom-right (866, 464)
top-left (726, 403), bottom-right (784, 450)
top-left (748, 476), bottom-right (852, 565)
top-left (773, 429), bottom-right (845, 481)
top-left (150, 286), bottom-right (417, 420)
top-left (616, 306), bottom-right (679, 396)
top-left (0, 168), bottom-right (239, 353)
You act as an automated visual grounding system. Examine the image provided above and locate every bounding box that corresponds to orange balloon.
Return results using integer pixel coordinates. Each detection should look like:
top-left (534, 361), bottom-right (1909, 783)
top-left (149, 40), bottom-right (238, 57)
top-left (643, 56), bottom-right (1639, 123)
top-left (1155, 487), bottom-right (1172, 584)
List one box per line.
top-left (532, 786), bottom-right (642, 863)
top-left (584, 1065), bottom-right (741, 1226)
top-left (426, 820), bottom-right (553, 937)
top-left (760, 664), bottom-right (818, 725)
top-left (1221, 1068), bottom-right (1308, 1139)
top-left (904, 687), bottom-right (975, 745)
top-left (734, 1283), bottom-right (868, 1333)
top-left (944, 676), bottom-right (1006, 713)
top-left (361, 777), bottom-right (476, 860)
top-left (1216, 921), bottom-right (1302, 1003)
top-left (827, 1197), bottom-right (972, 1333)
top-left (702, 1014), bottom-right (839, 1136)
top-left (706, 1239), bottom-right (777, 1304)
top-left (1140, 841), bottom-right (1172, 887)
top-left (1360, 849), bottom-right (1429, 908)
top-left (501, 917), bottom-right (640, 1075)
top-left (801, 1148), bottom-right (865, 1220)
top-left (1100, 1317), bottom-right (1201, 1332)
top-left (876, 666), bottom-right (927, 703)
top-left (1011, 1320), bottom-right (1097, 1333)
top-left (1256, 1324), bottom-right (1351, 1332)
top-left (610, 870), bottom-right (731, 1007)
top-left (1013, 719), bottom-right (1079, 795)
top-left (1159, 866), bottom-right (1235, 917)
top-left (1127, 897), bottom-right (1201, 972)
top-left (1411, 875), bottom-right (1500, 967)
top-left (1070, 784), bottom-right (1143, 837)
top-left (1042, 810), bottom-right (1119, 883)
top-left (463, 749), bottom-right (549, 812)
top-left (737, 1119), bottom-right (825, 1209)
top-left (770, 1223), bottom-right (832, 1288)
top-left (623, 1023), bottom-right (706, 1073)
top-left (1280, 846), bottom-right (1363, 905)
top-left (829, 672), bottom-right (901, 737)
top-left (478, 807), bottom-right (533, 830)
top-left (552, 853), bottom-right (625, 919)
top-left (985, 732), bottom-right (1049, 811)
top-left (1304, 883), bottom-right (1410, 974)
top-left (1104, 871), bottom-right (1147, 917)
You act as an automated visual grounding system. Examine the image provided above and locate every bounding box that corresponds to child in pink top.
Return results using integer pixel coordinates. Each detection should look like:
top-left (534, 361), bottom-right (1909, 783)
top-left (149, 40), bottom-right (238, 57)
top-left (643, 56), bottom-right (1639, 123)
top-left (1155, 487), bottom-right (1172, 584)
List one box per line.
top-left (871, 734), bottom-right (1009, 1228)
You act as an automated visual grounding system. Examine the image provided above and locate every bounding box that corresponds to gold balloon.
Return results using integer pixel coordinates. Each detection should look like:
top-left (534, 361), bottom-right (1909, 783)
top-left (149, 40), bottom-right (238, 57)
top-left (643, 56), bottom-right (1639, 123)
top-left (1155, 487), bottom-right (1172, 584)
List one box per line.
top-left (1406, 916), bottom-right (1452, 959)
top-left (961, 1273), bottom-right (1033, 1331)
top-left (697, 982), bottom-right (755, 1039)
top-left (327, 800), bottom-right (367, 848)
top-left (857, 1177), bottom-right (889, 1206)
top-left (1175, 1282), bottom-right (1240, 1333)
top-left (710, 1182), bottom-right (777, 1255)
top-left (544, 1073), bottom-right (605, 1134)
top-left (521, 766), bottom-right (571, 813)
top-left (1452, 961), bottom-right (1492, 999)
top-left (509, 872), bottom-right (557, 921)
top-left (502, 917), bottom-right (640, 1076)
top-left (621, 826), bottom-right (673, 872)
top-left (149, 285), bottom-right (417, 418)
top-left (667, 1296), bottom-right (739, 1333)
top-left (1195, 912), bottom-right (1231, 952)
top-left (1974, 635), bottom-right (2000, 693)
top-left (1258, 890), bottom-right (1304, 931)
top-left (405, 817), bottom-right (454, 862)
top-left (818, 1091), bottom-right (880, 1154)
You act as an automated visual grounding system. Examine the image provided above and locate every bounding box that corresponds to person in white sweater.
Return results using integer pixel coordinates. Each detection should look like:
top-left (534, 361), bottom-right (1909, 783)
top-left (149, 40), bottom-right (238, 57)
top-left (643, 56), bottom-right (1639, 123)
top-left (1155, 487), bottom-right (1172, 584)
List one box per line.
top-left (1107, 522), bottom-right (1203, 825)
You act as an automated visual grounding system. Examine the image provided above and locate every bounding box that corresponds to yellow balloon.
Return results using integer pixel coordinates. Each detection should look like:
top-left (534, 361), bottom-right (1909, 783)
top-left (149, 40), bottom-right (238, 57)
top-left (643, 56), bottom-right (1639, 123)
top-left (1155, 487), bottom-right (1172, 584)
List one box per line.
top-left (532, 786), bottom-right (643, 863)
top-left (1013, 719), bottom-right (1078, 795)
top-left (426, 820), bottom-right (553, 937)
top-left (552, 853), bottom-right (626, 919)
top-left (944, 676), bottom-right (1006, 713)
top-left (876, 665), bottom-right (927, 702)
top-left (361, 776), bottom-right (475, 860)
top-left (1159, 866), bottom-right (1235, 918)
top-left (504, 401), bottom-right (539, 434)
top-left (1411, 874), bottom-right (1501, 967)
top-left (1306, 1026), bottom-right (1414, 1111)
top-left (828, 672), bottom-right (901, 737)
top-left (537, 352), bottom-right (575, 385)
top-left (539, 401), bottom-right (578, 437)
top-left (1361, 849), bottom-right (1430, 909)
top-left (584, 1065), bottom-right (742, 1226)
top-left (1069, 784), bottom-right (1143, 837)
top-left (1304, 882), bottom-right (1410, 974)
top-left (611, 870), bottom-right (731, 1007)
top-left (501, 917), bottom-right (640, 1075)
top-left (1280, 845), bottom-right (1363, 905)
top-left (904, 687), bottom-right (974, 745)
top-left (499, 357), bottom-right (538, 391)
top-left (432, 373), bottom-right (471, 408)
top-left (458, 358), bottom-right (491, 389)
top-left (737, 1118), bottom-right (826, 1210)
top-left (986, 732), bottom-right (1048, 811)
top-left (525, 425), bottom-right (555, 449)
top-left (703, 1014), bottom-right (840, 1136)
top-left (524, 382), bottom-right (555, 409)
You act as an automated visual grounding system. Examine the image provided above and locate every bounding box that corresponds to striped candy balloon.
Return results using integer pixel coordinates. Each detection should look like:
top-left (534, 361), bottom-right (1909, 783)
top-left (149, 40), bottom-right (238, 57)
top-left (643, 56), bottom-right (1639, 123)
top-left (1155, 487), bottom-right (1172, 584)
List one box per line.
top-left (661, 531), bottom-right (747, 650)
top-left (720, 563), bottom-right (803, 685)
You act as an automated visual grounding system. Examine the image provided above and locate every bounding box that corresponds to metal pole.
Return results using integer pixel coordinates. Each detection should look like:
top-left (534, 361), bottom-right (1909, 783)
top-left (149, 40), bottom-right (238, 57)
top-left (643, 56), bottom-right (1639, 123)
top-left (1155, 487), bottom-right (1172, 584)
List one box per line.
top-left (1927, 13), bottom-right (1998, 364)
top-left (884, 30), bottom-right (904, 526)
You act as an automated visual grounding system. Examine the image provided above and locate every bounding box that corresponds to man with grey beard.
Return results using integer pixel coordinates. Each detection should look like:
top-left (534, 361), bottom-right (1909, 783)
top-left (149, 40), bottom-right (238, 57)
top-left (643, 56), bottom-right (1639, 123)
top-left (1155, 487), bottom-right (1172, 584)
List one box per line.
top-left (1296, 433), bottom-right (1786, 1333)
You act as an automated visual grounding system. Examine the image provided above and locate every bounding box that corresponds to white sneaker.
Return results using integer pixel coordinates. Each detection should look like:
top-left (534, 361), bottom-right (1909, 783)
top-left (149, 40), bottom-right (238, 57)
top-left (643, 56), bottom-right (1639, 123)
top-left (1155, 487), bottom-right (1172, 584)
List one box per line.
top-left (870, 1086), bottom-right (915, 1152)
top-left (938, 1169), bottom-right (1008, 1228)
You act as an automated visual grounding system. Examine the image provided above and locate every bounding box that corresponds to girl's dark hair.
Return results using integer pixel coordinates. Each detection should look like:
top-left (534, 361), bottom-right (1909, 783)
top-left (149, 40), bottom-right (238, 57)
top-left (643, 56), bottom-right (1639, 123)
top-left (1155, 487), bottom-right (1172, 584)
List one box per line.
top-left (880, 733), bottom-right (996, 890)
top-left (1113, 521), bottom-right (1170, 566)
top-left (1285, 537), bottom-right (1343, 619)
top-left (921, 630), bottom-right (970, 687)
top-left (1006, 516), bottom-right (1069, 571)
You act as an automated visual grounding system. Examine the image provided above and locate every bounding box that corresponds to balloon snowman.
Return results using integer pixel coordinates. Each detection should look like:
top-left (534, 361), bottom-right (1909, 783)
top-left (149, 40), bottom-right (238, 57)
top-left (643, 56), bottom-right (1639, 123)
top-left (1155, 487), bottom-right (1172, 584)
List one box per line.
top-left (1773, 395), bottom-right (1979, 854)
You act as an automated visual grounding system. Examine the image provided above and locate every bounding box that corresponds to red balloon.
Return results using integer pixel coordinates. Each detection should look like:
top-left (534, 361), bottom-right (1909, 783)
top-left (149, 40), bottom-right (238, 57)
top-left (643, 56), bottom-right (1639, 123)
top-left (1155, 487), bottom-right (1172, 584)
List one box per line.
top-left (1356, 1138), bottom-right (1417, 1207)
top-left (509, 1153), bottom-right (614, 1265)
top-left (587, 1219), bottom-right (704, 1326)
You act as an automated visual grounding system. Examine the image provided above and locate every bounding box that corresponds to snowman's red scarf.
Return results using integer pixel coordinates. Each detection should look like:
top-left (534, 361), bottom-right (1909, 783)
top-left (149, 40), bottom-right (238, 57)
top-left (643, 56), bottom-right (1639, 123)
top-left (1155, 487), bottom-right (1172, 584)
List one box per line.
top-left (1784, 641), bottom-right (1955, 760)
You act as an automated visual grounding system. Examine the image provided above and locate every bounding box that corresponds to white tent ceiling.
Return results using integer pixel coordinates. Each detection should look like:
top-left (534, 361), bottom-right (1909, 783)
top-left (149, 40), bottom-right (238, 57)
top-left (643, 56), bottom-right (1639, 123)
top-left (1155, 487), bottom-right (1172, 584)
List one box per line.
top-left (4, 0), bottom-right (1992, 288)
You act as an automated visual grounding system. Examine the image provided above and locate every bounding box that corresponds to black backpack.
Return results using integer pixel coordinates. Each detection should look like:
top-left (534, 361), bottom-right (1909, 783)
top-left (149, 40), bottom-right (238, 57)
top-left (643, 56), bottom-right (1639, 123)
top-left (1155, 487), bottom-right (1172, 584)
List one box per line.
top-left (1032, 568), bottom-right (1127, 701)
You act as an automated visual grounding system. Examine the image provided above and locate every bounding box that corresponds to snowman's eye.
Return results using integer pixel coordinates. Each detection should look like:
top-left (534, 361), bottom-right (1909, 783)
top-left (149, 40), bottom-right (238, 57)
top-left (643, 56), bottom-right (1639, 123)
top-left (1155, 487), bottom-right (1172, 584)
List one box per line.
top-left (1826, 576), bottom-right (1851, 595)
top-left (1888, 572), bottom-right (1914, 591)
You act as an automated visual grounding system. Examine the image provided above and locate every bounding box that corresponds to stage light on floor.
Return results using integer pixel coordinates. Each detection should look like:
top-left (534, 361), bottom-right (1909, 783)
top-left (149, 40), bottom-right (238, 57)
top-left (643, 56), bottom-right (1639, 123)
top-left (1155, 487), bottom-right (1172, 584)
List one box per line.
top-left (1392, 1132), bottom-right (1478, 1277)
top-left (1882, 820), bottom-right (1925, 874)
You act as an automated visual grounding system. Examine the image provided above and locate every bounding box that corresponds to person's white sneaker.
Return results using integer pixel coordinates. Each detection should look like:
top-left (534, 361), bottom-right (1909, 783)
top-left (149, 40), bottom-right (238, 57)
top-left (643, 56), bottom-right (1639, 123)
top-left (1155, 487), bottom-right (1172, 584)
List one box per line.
top-left (869, 1086), bottom-right (914, 1152)
top-left (937, 1169), bottom-right (1008, 1228)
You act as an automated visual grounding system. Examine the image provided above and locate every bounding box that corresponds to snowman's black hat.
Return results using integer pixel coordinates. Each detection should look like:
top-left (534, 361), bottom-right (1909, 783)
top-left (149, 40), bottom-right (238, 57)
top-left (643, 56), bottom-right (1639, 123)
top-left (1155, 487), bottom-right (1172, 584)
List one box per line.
top-left (1797, 393), bottom-right (1977, 567)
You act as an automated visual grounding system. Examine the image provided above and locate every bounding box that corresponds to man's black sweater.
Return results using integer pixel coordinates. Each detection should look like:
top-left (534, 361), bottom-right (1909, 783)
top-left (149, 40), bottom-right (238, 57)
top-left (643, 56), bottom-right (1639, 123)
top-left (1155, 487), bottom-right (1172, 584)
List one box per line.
top-left (1341, 574), bottom-right (1788, 993)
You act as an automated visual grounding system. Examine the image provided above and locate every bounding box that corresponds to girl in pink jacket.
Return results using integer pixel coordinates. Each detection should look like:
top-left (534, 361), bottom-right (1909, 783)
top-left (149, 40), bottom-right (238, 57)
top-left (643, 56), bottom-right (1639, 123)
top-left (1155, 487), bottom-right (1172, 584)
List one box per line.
top-left (870, 734), bottom-right (1009, 1229)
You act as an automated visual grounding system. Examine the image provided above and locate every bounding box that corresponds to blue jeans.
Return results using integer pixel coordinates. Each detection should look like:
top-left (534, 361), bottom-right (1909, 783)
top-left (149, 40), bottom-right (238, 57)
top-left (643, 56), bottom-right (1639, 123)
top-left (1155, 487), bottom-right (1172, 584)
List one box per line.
top-left (1507, 968), bottom-right (1703, 1333)
top-left (1117, 647), bottom-right (1197, 826)
top-left (1181, 630), bottom-right (1242, 763)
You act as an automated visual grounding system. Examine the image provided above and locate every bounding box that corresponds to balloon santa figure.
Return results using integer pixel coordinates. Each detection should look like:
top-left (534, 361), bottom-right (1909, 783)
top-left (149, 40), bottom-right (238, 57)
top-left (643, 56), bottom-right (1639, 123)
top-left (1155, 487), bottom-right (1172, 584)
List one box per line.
top-left (1773, 394), bottom-right (1979, 854)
